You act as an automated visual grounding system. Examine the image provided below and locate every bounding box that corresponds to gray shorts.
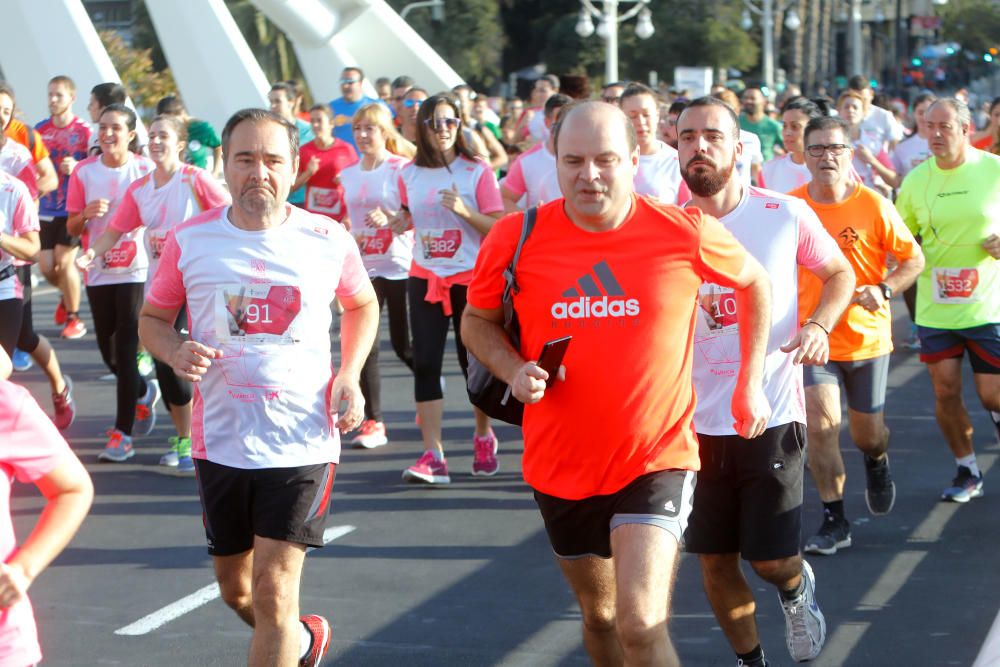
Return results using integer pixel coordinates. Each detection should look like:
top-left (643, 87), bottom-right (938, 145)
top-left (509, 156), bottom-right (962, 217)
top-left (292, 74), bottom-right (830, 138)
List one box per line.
top-left (803, 354), bottom-right (890, 413)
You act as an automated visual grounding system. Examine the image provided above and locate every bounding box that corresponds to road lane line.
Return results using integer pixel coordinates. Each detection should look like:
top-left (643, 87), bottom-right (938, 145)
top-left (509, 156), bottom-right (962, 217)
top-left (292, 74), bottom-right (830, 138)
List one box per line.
top-left (973, 606), bottom-right (1000, 667)
top-left (114, 525), bottom-right (355, 636)
top-left (855, 550), bottom-right (926, 610)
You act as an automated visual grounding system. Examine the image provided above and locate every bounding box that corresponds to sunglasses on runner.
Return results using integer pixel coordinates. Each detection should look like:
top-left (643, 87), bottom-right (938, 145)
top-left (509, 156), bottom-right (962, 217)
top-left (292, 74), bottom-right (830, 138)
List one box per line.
top-left (423, 118), bottom-right (460, 131)
top-left (404, 99), bottom-right (423, 108)
top-left (340, 78), bottom-right (361, 85)
top-left (806, 143), bottom-right (851, 157)
top-left (603, 95), bottom-right (621, 104)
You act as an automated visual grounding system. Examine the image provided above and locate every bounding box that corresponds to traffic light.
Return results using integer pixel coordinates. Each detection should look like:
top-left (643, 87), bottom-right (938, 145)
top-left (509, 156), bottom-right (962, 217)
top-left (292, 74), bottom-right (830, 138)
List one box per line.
top-left (911, 57), bottom-right (923, 66)
top-left (986, 53), bottom-right (995, 63)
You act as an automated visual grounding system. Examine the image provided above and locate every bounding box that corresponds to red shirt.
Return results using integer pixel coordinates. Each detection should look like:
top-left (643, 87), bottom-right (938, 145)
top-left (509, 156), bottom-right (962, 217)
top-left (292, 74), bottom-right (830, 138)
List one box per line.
top-left (468, 196), bottom-right (749, 499)
top-left (298, 139), bottom-right (358, 222)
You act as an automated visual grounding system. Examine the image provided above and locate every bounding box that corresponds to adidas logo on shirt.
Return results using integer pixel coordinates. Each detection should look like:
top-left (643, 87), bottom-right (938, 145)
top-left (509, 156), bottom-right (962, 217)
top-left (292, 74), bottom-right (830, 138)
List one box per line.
top-left (551, 261), bottom-right (640, 320)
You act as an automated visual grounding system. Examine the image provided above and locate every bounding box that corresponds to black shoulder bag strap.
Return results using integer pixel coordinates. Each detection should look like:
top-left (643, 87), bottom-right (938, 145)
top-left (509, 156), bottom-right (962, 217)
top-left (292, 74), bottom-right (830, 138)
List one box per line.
top-left (499, 206), bottom-right (537, 405)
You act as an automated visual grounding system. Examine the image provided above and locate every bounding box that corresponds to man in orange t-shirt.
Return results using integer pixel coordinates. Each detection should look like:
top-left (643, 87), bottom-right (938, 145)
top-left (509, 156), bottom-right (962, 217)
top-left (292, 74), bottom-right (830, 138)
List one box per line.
top-left (793, 115), bottom-right (924, 556)
top-left (463, 101), bottom-right (773, 666)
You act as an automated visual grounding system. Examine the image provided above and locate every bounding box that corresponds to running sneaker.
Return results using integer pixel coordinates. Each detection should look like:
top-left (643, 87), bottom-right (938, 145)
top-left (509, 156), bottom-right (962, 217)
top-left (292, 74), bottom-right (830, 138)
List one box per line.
top-left (779, 560), bottom-right (826, 662)
top-left (402, 451), bottom-right (450, 484)
top-left (471, 429), bottom-right (499, 476)
top-left (941, 465), bottom-right (984, 503)
top-left (299, 614), bottom-right (331, 667)
top-left (904, 323), bottom-right (921, 351)
top-left (804, 512), bottom-right (851, 556)
top-left (159, 435), bottom-right (185, 467)
top-left (351, 420), bottom-right (388, 449)
top-left (134, 379), bottom-right (161, 436)
top-left (61, 316), bottom-right (87, 340)
top-left (137, 350), bottom-right (155, 377)
top-left (175, 454), bottom-right (196, 477)
top-left (54, 299), bottom-right (67, 326)
top-left (98, 429), bottom-right (135, 462)
top-left (52, 375), bottom-right (76, 430)
top-left (864, 453), bottom-right (896, 515)
top-left (11, 348), bottom-right (33, 372)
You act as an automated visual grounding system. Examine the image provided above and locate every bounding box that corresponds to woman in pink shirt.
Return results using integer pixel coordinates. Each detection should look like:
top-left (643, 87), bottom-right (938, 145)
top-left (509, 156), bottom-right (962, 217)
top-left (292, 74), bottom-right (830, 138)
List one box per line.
top-left (79, 114), bottom-right (230, 474)
top-left (0, 347), bottom-right (93, 667)
top-left (395, 94), bottom-right (505, 485)
top-left (292, 104), bottom-right (358, 225)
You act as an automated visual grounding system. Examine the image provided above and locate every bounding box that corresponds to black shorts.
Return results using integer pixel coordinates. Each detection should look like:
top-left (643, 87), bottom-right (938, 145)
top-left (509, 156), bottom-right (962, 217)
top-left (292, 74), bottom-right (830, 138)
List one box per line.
top-left (39, 216), bottom-right (79, 250)
top-left (918, 323), bottom-right (1000, 374)
top-left (195, 459), bottom-right (336, 556)
top-left (803, 354), bottom-right (890, 413)
top-left (533, 469), bottom-right (695, 559)
top-left (685, 422), bottom-right (806, 562)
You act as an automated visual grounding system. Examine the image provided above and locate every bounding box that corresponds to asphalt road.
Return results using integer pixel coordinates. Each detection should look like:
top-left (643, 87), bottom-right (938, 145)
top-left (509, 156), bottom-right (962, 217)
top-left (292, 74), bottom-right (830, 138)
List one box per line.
top-left (10, 284), bottom-right (1000, 666)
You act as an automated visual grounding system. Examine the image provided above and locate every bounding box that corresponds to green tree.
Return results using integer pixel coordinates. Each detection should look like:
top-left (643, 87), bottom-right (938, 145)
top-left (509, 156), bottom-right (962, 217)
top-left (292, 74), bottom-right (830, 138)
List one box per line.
top-left (940, 0), bottom-right (1000, 56)
top-left (98, 30), bottom-right (176, 116)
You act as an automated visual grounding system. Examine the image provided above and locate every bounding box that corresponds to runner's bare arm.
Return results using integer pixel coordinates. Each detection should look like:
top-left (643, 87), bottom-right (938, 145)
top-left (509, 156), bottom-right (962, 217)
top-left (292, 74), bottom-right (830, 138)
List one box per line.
top-left (0, 230), bottom-right (39, 262)
top-left (854, 246), bottom-right (924, 312)
top-left (0, 454), bottom-right (93, 610)
top-left (75, 229), bottom-right (125, 270)
top-left (35, 157), bottom-right (58, 198)
top-left (462, 305), bottom-right (559, 404)
top-left (984, 233), bottom-right (1000, 260)
top-left (440, 185), bottom-right (504, 236)
top-left (139, 302), bottom-right (221, 383)
top-left (330, 281), bottom-right (379, 432)
top-left (501, 185), bottom-right (523, 214)
top-left (781, 254), bottom-right (855, 365)
top-left (729, 254), bottom-right (773, 439)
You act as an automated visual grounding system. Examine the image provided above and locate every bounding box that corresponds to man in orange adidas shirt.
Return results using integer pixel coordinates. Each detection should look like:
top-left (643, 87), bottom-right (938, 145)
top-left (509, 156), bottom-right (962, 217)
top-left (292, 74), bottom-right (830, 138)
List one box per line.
top-left (792, 115), bottom-right (924, 556)
top-left (463, 101), bottom-right (773, 666)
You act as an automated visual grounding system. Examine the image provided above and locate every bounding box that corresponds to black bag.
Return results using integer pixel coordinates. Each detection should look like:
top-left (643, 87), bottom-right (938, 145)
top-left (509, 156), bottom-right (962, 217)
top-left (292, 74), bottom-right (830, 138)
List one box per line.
top-left (466, 207), bottom-right (537, 426)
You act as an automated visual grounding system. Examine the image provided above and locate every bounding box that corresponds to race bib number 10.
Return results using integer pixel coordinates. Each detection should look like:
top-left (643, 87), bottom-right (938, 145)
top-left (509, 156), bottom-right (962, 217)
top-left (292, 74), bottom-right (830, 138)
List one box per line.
top-left (215, 284), bottom-right (302, 344)
top-left (931, 267), bottom-right (980, 304)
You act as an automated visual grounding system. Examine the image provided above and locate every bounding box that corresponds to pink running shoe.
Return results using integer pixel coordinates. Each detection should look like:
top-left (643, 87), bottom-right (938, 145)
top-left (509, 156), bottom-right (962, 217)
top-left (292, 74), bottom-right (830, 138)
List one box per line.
top-left (472, 429), bottom-right (499, 476)
top-left (299, 614), bottom-right (331, 667)
top-left (350, 420), bottom-right (388, 449)
top-left (402, 451), bottom-right (450, 484)
top-left (52, 375), bottom-right (76, 430)
top-left (98, 429), bottom-right (134, 462)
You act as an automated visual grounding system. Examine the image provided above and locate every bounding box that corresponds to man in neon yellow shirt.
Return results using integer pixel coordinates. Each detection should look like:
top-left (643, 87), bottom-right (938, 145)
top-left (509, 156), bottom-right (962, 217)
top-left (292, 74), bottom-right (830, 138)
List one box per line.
top-left (896, 97), bottom-right (1000, 503)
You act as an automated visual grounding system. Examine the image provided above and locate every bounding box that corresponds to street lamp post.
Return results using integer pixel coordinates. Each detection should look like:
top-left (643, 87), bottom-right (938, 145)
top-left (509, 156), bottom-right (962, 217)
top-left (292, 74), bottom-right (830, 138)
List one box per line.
top-left (575, 0), bottom-right (656, 84)
top-left (741, 0), bottom-right (801, 92)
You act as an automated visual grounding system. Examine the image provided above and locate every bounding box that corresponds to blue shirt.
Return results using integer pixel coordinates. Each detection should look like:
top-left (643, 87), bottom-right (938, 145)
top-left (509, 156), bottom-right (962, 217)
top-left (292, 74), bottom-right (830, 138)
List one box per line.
top-left (329, 96), bottom-right (386, 149)
top-left (289, 118), bottom-right (315, 205)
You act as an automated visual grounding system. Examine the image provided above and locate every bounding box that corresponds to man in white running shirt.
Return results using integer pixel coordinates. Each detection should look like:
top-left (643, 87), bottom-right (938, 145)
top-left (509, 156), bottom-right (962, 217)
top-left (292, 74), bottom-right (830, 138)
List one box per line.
top-left (620, 83), bottom-right (689, 204)
top-left (678, 96), bottom-right (855, 667)
top-left (500, 94), bottom-right (571, 212)
top-left (139, 108), bottom-right (378, 667)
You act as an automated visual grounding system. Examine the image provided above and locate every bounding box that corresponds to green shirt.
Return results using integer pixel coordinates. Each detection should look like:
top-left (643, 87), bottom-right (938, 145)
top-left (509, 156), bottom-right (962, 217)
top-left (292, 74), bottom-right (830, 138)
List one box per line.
top-left (895, 149), bottom-right (1000, 329)
top-left (739, 114), bottom-right (783, 162)
top-left (185, 119), bottom-right (220, 169)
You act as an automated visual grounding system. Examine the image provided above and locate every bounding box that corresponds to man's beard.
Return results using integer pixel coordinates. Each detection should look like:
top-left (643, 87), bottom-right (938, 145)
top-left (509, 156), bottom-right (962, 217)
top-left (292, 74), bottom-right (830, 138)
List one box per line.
top-left (681, 153), bottom-right (735, 197)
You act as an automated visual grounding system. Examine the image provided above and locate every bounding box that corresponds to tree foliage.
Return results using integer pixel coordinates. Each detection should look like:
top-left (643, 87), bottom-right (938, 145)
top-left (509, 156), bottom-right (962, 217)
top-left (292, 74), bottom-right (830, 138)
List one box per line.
top-left (98, 30), bottom-right (176, 115)
top-left (940, 0), bottom-right (1000, 56)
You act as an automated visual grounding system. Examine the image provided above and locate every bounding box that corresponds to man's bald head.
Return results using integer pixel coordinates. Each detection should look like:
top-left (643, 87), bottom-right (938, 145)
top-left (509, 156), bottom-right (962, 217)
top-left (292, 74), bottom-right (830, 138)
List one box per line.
top-left (552, 101), bottom-right (637, 157)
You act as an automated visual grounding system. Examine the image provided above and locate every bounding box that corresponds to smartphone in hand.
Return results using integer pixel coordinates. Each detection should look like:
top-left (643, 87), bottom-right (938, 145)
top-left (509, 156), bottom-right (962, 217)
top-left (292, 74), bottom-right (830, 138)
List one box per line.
top-left (536, 336), bottom-right (572, 387)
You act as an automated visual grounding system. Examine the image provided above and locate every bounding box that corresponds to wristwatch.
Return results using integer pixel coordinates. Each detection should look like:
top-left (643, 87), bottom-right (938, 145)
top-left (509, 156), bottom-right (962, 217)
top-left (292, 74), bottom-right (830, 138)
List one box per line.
top-left (878, 282), bottom-right (892, 300)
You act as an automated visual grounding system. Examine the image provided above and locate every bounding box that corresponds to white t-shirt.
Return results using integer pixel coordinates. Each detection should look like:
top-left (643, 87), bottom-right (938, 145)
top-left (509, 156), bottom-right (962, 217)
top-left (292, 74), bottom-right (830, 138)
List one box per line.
top-left (107, 164), bottom-right (230, 290)
top-left (851, 128), bottom-right (890, 191)
top-left (0, 141), bottom-right (37, 199)
top-left (861, 105), bottom-right (904, 148)
top-left (340, 154), bottom-right (414, 280)
top-left (0, 173), bottom-right (39, 301)
top-left (397, 155), bottom-right (503, 277)
top-left (146, 205), bottom-right (370, 469)
top-left (500, 143), bottom-right (560, 209)
top-left (737, 130), bottom-right (763, 186)
top-left (891, 135), bottom-right (932, 182)
top-left (635, 141), bottom-right (689, 204)
top-left (66, 154), bottom-right (155, 286)
top-left (529, 110), bottom-right (548, 143)
top-left (691, 186), bottom-right (841, 436)
top-left (760, 154), bottom-right (812, 193)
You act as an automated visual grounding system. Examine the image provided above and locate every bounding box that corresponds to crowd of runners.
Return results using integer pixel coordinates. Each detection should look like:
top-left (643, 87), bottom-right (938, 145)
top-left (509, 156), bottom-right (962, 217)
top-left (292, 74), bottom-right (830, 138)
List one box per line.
top-left (2, 64), bottom-right (999, 667)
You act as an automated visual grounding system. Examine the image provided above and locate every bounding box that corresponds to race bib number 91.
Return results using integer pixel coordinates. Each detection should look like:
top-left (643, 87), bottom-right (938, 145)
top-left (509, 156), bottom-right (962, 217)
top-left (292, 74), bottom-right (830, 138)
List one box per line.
top-left (931, 267), bottom-right (980, 304)
top-left (215, 284), bottom-right (302, 344)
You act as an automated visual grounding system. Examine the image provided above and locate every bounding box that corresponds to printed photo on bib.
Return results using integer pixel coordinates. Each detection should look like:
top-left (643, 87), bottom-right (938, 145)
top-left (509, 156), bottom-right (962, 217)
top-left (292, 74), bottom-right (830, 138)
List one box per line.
top-left (931, 267), bottom-right (981, 304)
top-left (148, 232), bottom-right (167, 261)
top-left (307, 186), bottom-right (343, 216)
top-left (419, 229), bottom-right (462, 263)
top-left (695, 284), bottom-right (741, 365)
top-left (215, 284), bottom-right (302, 344)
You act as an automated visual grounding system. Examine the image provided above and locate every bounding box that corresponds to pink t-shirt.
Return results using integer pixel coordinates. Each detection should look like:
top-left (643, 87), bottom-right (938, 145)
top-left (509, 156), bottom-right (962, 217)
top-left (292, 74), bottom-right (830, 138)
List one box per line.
top-left (109, 164), bottom-right (230, 286)
top-left (146, 205), bottom-right (370, 469)
top-left (501, 143), bottom-right (561, 208)
top-left (398, 155), bottom-right (503, 277)
top-left (0, 173), bottom-right (40, 300)
top-left (35, 115), bottom-right (91, 217)
top-left (0, 140), bottom-right (38, 201)
top-left (66, 154), bottom-right (155, 286)
top-left (0, 380), bottom-right (76, 667)
top-left (340, 154), bottom-right (414, 280)
top-left (298, 139), bottom-right (358, 221)
top-left (635, 141), bottom-right (689, 204)
top-left (691, 186), bottom-right (841, 436)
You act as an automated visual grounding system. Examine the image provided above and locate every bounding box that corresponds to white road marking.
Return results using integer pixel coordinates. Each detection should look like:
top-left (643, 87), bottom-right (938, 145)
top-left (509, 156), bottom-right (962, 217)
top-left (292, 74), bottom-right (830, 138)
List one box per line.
top-left (114, 525), bottom-right (355, 636)
top-left (973, 606), bottom-right (1000, 667)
